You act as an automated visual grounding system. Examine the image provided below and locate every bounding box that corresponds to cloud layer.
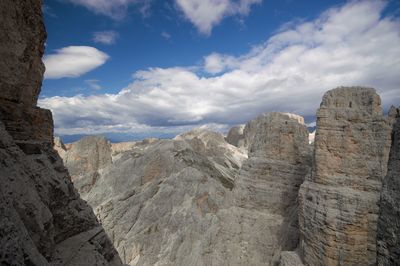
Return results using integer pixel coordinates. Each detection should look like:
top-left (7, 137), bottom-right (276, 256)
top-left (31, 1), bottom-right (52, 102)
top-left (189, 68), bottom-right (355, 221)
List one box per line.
top-left (40, 1), bottom-right (400, 136)
top-left (175, 0), bottom-right (261, 35)
top-left (44, 46), bottom-right (109, 79)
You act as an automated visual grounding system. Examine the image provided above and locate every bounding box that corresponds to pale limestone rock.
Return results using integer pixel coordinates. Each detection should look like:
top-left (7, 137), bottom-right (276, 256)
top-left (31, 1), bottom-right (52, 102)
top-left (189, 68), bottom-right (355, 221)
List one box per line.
top-left (232, 112), bottom-right (312, 264)
top-left (62, 129), bottom-right (246, 265)
top-left (62, 136), bottom-right (112, 194)
top-left (299, 87), bottom-right (392, 266)
top-left (279, 251), bottom-right (304, 266)
top-left (60, 113), bottom-right (311, 265)
top-left (54, 136), bottom-right (67, 158)
top-left (225, 125), bottom-right (245, 147)
top-left (308, 130), bottom-right (315, 144)
top-left (377, 106), bottom-right (400, 265)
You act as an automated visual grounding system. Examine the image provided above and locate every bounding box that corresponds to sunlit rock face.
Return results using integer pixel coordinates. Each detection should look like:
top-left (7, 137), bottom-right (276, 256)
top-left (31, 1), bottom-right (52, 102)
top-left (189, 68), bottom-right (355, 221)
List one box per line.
top-left (225, 124), bottom-right (245, 148)
top-left (299, 87), bottom-right (392, 266)
top-left (0, 1), bottom-right (122, 265)
top-left (58, 112), bottom-right (311, 265)
top-left (57, 129), bottom-right (246, 265)
top-left (377, 106), bottom-right (400, 265)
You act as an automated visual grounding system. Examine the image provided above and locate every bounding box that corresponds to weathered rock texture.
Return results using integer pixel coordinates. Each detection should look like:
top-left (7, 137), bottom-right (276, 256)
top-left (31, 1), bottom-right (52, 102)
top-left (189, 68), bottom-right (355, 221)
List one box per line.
top-left (377, 106), bottom-right (400, 265)
top-left (0, 1), bottom-right (122, 265)
top-left (232, 113), bottom-right (312, 263)
top-left (225, 124), bottom-right (245, 148)
top-left (58, 130), bottom-right (246, 265)
top-left (58, 112), bottom-right (311, 265)
top-left (299, 87), bottom-right (392, 265)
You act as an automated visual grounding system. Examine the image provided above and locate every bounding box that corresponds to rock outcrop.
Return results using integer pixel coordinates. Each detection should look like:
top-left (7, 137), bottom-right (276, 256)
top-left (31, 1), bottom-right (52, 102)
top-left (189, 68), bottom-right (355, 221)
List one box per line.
top-left (0, 1), bottom-right (122, 265)
top-left (58, 113), bottom-right (312, 265)
top-left (58, 129), bottom-right (247, 265)
top-left (231, 113), bottom-right (311, 263)
top-left (299, 87), bottom-right (392, 265)
top-left (225, 124), bottom-right (245, 148)
top-left (377, 106), bottom-right (400, 265)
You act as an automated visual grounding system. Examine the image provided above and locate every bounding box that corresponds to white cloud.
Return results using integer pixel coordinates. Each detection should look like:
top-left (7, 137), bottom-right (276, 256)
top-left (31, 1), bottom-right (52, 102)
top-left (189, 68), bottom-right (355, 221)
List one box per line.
top-left (44, 46), bottom-right (109, 79)
top-left (85, 79), bottom-right (102, 90)
top-left (161, 31), bottom-right (172, 40)
top-left (93, 31), bottom-right (119, 45)
top-left (175, 0), bottom-right (262, 35)
top-left (203, 52), bottom-right (237, 74)
top-left (67, 0), bottom-right (151, 20)
top-left (40, 1), bottom-right (400, 136)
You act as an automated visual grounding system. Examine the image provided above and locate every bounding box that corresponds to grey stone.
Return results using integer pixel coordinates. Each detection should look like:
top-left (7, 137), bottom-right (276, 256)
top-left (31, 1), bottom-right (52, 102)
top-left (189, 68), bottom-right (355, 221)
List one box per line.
top-left (0, 1), bottom-right (123, 264)
top-left (377, 106), bottom-right (400, 265)
top-left (298, 87), bottom-right (392, 265)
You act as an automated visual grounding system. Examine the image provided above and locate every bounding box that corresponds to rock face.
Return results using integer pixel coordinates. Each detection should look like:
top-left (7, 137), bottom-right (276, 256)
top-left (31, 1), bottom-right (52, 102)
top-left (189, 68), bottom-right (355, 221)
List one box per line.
top-left (232, 113), bottom-right (312, 263)
top-left (225, 125), bottom-right (245, 147)
top-left (0, 1), bottom-right (122, 265)
top-left (58, 113), bottom-right (311, 265)
top-left (377, 106), bottom-right (400, 265)
top-left (58, 129), bottom-right (246, 265)
top-left (0, 0), bottom-right (45, 106)
top-left (299, 87), bottom-right (392, 265)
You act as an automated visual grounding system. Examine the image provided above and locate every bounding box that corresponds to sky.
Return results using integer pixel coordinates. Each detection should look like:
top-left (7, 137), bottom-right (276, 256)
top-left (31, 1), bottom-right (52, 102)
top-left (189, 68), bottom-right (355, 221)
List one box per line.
top-left (39, 0), bottom-right (400, 142)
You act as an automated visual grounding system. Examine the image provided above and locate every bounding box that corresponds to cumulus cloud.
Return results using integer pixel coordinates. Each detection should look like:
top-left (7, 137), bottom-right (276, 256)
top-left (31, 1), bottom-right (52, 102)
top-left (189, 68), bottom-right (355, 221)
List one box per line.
top-left (44, 46), bottom-right (109, 79)
top-left (40, 1), bottom-right (400, 136)
top-left (93, 31), bottom-right (119, 45)
top-left (67, 0), bottom-right (152, 19)
top-left (203, 52), bottom-right (237, 74)
top-left (175, 0), bottom-right (262, 35)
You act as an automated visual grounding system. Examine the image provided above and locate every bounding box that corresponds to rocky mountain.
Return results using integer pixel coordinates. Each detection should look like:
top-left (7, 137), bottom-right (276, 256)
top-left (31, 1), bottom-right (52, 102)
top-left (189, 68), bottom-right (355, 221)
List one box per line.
top-left (377, 106), bottom-right (400, 265)
top-left (0, 1), bottom-right (122, 265)
top-left (1, 1), bottom-right (399, 266)
top-left (299, 87), bottom-right (392, 265)
top-left (56, 112), bottom-right (312, 265)
top-left (57, 87), bottom-right (399, 266)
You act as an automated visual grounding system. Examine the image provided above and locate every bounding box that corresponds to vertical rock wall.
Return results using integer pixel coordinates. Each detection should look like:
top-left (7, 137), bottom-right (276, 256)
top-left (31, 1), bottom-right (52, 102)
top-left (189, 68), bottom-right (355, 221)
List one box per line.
top-left (0, 0), bottom-right (122, 265)
top-left (231, 112), bottom-right (312, 263)
top-left (377, 106), bottom-right (400, 265)
top-left (299, 87), bottom-right (392, 265)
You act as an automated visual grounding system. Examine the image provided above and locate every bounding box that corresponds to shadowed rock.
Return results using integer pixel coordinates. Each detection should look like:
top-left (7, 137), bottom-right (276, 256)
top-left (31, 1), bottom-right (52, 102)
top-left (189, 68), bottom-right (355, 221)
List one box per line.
top-left (0, 1), bottom-right (122, 265)
top-left (377, 106), bottom-right (400, 265)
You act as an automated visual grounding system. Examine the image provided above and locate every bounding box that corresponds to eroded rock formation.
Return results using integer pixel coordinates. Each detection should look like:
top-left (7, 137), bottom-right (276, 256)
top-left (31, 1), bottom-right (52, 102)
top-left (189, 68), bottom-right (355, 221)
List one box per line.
top-left (377, 106), bottom-right (400, 265)
top-left (225, 124), bottom-right (245, 148)
top-left (232, 112), bottom-right (312, 263)
top-left (0, 1), bottom-right (122, 265)
top-left (58, 113), bottom-right (312, 265)
top-left (57, 129), bottom-right (246, 265)
top-left (299, 87), bottom-right (392, 265)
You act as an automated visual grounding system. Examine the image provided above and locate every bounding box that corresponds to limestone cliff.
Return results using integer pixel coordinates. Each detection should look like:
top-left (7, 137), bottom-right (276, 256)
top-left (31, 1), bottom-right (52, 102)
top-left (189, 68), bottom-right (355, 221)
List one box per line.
top-left (0, 1), bottom-right (122, 265)
top-left (58, 113), bottom-right (311, 265)
top-left (232, 112), bottom-right (312, 263)
top-left (299, 87), bottom-right (392, 265)
top-left (377, 106), bottom-right (400, 265)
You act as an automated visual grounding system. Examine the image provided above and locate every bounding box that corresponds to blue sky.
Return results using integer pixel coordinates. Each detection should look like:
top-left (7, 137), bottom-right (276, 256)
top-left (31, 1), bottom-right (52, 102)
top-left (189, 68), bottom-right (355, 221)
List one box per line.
top-left (40, 0), bottom-right (400, 142)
